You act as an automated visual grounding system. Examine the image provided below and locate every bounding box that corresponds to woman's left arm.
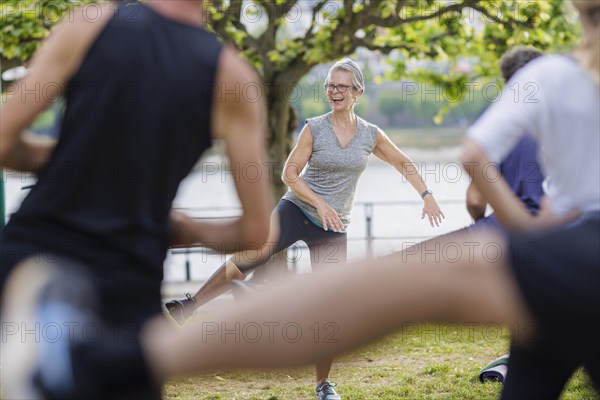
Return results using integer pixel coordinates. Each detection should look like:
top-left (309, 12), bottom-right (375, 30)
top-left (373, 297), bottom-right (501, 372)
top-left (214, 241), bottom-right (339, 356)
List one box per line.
top-left (373, 129), bottom-right (445, 227)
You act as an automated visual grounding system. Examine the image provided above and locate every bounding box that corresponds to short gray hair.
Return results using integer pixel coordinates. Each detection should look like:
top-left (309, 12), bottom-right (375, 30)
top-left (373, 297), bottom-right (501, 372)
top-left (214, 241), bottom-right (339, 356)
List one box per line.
top-left (325, 58), bottom-right (365, 93)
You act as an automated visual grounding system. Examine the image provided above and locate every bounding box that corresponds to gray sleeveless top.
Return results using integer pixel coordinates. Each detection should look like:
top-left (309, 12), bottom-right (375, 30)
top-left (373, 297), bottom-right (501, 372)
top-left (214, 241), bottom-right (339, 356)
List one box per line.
top-left (283, 113), bottom-right (378, 231)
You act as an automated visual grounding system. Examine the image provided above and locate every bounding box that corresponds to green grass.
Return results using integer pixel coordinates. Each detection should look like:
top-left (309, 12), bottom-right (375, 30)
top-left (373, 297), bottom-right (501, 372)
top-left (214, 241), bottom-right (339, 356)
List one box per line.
top-left (0, 316), bottom-right (593, 400)
top-left (164, 324), bottom-right (598, 399)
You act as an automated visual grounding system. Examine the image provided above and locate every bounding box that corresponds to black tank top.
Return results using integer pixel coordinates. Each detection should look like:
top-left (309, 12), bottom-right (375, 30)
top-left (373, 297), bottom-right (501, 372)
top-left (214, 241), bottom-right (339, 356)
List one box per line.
top-left (3, 3), bottom-right (223, 271)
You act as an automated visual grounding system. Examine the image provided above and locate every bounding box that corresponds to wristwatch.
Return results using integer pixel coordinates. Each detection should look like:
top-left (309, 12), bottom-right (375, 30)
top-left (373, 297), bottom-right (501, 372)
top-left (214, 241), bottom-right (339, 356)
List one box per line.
top-left (421, 189), bottom-right (433, 199)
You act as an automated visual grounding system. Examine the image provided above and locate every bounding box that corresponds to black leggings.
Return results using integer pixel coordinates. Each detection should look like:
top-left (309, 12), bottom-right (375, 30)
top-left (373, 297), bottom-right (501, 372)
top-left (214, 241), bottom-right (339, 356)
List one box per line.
top-left (235, 199), bottom-right (347, 274)
top-left (502, 212), bottom-right (600, 399)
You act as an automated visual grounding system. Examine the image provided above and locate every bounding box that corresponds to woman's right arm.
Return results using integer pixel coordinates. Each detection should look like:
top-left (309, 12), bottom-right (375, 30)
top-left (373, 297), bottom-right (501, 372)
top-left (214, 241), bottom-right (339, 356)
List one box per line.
top-left (281, 124), bottom-right (344, 232)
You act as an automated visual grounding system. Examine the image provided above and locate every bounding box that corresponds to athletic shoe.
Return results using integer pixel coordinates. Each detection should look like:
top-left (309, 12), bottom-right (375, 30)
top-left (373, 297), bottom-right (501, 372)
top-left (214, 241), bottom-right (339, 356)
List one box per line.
top-left (165, 293), bottom-right (196, 324)
top-left (316, 380), bottom-right (341, 400)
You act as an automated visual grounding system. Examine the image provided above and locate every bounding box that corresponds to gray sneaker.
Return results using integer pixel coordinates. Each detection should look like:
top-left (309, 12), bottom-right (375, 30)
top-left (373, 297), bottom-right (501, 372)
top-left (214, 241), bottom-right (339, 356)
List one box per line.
top-left (316, 380), bottom-right (341, 400)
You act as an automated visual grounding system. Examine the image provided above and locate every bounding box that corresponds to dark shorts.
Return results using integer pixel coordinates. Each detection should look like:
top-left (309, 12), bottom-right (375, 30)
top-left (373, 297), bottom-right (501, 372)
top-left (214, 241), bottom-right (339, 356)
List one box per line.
top-left (1, 236), bottom-right (163, 327)
top-left (1, 236), bottom-right (163, 400)
top-left (236, 199), bottom-right (347, 273)
top-left (502, 212), bottom-right (600, 398)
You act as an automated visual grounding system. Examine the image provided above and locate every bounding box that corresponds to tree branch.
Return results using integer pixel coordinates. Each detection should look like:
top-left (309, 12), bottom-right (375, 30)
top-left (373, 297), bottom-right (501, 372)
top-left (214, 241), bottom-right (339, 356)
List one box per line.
top-left (209, 1), bottom-right (263, 56)
top-left (272, 0), bottom-right (297, 22)
top-left (255, 1), bottom-right (277, 66)
top-left (470, 3), bottom-right (534, 28)
top-left (304, 1), bottom-right (329, 43)
top-left (350, 37), bottom-right (416, 55)
top-left (364, 2), bottom-right (468, 27)
top-left (352, 28), bottom-right (456, 58)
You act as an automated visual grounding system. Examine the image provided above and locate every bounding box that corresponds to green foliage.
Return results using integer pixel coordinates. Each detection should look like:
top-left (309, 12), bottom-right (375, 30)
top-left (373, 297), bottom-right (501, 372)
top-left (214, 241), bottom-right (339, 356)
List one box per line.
top-left (205, 1), bottom-right (575, 81)
top-left (378, 89), bottom-right (407, 123)
top-left (2, 0), bottom-right (580, 107)
top-left (376, 84), bottom-right (490, 128)
top-left (201, 0), bottom-right (580, 135)
top-left (0, 0), bottom-right (582, 193)
top-left (298, 95), bottom-right (327, 119)
top-left (381, 0), bottom-right (579, 123)
top-left (1, 0), bottom-right (581, 96)
top-left (0, 0), bottom-right (98, 62)
top-left (354, 96), bottom-right (369, 117)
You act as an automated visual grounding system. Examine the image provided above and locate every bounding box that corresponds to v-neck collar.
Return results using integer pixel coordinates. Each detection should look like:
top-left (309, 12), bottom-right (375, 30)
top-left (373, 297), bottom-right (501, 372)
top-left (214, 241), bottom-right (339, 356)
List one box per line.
top-left (327, 113), bottom-right (360, 150)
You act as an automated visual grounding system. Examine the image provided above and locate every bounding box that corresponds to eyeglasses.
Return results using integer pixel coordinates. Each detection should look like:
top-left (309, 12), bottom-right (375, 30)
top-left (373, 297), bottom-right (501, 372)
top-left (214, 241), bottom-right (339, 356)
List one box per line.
top-left (324, 83), bottom-right (353, 93)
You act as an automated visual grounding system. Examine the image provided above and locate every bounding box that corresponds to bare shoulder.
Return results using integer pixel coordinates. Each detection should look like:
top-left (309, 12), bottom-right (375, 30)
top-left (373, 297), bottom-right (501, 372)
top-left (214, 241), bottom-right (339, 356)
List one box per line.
top-left (52, 3), bottom-right (116, 41)
top-left (212, 47), bottom-right (265, 140)
top-left (375, 127), bottom-right (390, 143)
top-left (32, 3), bottom-right (116, 77)
top-left (296, 123), bottom-right (314, 147)
top-left (215, 46), bottom-right (261, 89)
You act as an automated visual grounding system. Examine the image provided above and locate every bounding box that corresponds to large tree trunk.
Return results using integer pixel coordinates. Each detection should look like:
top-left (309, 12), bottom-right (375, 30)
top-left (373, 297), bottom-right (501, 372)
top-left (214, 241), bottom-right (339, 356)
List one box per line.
top-left (265, 77), bottom-right (299, 199)
top-left (266, 108), bottom-right (295, 199)
top-left (264, 64), bottom-right (313, 198)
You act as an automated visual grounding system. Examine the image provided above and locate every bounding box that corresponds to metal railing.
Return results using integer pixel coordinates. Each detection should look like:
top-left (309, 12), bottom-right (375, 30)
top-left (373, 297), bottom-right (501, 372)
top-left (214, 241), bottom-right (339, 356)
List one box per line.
top-left (3, 184), bottom-right (465, 281)
top-left (170, 199), bottom-right (466, 281)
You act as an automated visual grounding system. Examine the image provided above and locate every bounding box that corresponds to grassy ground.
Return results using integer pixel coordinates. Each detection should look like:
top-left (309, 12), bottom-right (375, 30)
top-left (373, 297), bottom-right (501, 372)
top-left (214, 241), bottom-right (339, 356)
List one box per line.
top-left (164, 324), bottom-right (597, 400)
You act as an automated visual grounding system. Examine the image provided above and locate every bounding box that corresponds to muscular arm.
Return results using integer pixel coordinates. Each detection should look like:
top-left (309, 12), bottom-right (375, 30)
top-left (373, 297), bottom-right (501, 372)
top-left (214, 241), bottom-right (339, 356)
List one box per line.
top-left (0, 4), bottom-right (115, 171)
top-left (373, 129), bottom-right (444, 227)
top-left (281, 124), bottom-right (343, 232)
top-left (170, 48), bottom-right (273, 251)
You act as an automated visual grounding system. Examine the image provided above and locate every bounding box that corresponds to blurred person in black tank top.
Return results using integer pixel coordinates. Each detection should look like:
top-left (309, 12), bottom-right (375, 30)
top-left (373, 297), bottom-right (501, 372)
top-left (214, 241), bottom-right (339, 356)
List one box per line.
top-left (0, 1), bottom-right (272, 399)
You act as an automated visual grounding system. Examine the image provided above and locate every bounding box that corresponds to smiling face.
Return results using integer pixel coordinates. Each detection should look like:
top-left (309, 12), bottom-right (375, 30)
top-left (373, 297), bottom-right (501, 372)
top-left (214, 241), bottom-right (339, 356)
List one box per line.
top-left (325, 70), bottom-right (362, 113)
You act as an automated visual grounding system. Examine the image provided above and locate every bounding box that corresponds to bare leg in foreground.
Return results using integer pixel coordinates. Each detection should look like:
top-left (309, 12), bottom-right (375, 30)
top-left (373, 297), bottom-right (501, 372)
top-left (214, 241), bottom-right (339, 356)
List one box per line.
top-left (144, 230), bottom-right (532, 378)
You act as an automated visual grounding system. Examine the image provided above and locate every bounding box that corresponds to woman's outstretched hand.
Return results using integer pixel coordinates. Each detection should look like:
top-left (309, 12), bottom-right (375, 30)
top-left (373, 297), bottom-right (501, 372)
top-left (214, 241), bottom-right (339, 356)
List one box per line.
top-left (422, 196), bottom-right (445, 227)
